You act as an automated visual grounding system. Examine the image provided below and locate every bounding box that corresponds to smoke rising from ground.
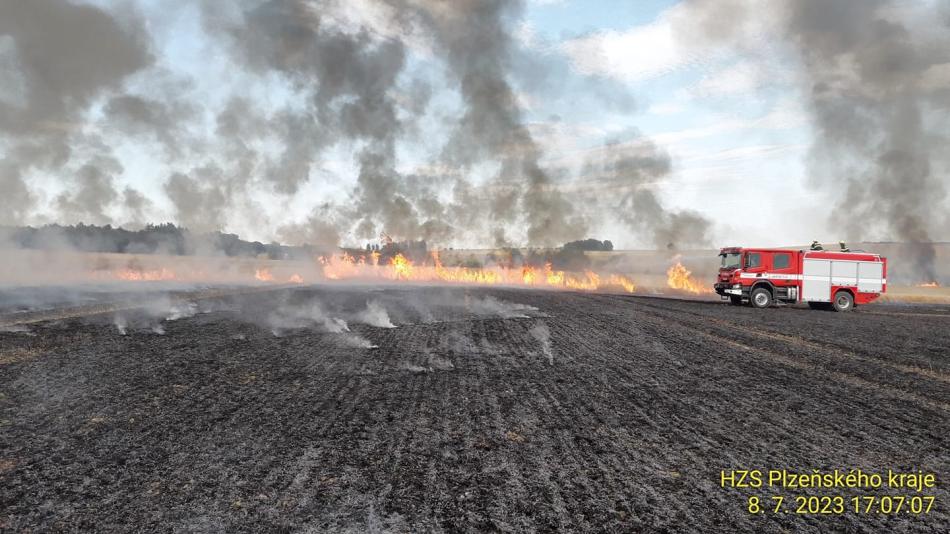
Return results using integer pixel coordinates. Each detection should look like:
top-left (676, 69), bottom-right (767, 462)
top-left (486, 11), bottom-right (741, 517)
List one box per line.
top-left (0, 0), bottom-right (706, 250)
top-left (112, 296), bottom-right (200, 335)
top-left (529, 322), bottom-right (553, 365)
top-left (355, 300), bottom-right (396, 328)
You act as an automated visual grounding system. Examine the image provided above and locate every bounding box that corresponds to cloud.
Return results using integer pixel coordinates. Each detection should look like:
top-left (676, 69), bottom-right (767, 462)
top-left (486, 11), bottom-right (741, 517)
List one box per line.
top-left (561, 16), bottom-right (699, 82)
top-left (560, 1), bottom-right (787, 85)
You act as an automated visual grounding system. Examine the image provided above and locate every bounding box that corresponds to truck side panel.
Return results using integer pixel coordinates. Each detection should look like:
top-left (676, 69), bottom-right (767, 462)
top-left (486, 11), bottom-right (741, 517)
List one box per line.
top-left (857, 262), bottom-right (883, 293)
top-left (802, 259), bottom-right (832, 302)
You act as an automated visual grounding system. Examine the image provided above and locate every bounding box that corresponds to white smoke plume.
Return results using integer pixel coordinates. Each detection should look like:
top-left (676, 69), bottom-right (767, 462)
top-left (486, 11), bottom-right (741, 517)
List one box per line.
top-left (353, 300), bottom-right (396, 328)
top-left (528, 322), bottom-right (553, 365)
top-left (111, 295), bottom-right (200, 335)
top-left (265, 296), bottom-right (376, 348)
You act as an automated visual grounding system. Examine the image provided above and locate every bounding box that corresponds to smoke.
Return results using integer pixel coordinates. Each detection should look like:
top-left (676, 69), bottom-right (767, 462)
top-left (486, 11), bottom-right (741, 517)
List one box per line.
top-left (104, 93), bottom-right (193, 158)
top-left (0, 159), bottom-right (34, 225)
top-left (0, 0), bottom-right (152, 224)
top-left (680, 0), bottom-right (950, 281)
top-left (164, 169), bottom-right (230, 234)
top-left (111, 295), bottom-right (200, 335)
top-left (408, 0), bottom-right (590, 246)
top-left (583, 138), bottom-right (711, 250)
top-left (122, 187), bottom-right (152, 225)
top-left (788, 0), bottom-right (949, 282)
top-left (354, 300), bottom-right (396, 328)
top-left (528, 321), bottom-right (553, 365)
top-left (264, 294), bottom-right (378, 347)
top-left (0, 0), bottom-right (710, 250)
top-left (55, 156), bottom-right (123, 225)
top-left (267, 299), bottom-right (350, 335)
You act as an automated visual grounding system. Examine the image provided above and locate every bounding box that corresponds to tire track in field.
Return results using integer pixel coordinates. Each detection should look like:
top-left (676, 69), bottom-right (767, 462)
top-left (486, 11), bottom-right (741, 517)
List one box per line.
top-left (597, 296), bottom-right (950, 413)
top-left (525, 293), bottom-right (866, 532)
top-left (608, 301), bottom-right (950, 384)
top-left (627, 295), bottom-right (950, 371)
top-left (621, 296), bottom-right (950, 383)
top-left (548, 292), bottom-right (948, 463)
top-left (517, 294), bottom-right (754, 529)
top-left (553, 292), bottom-right (948, 533)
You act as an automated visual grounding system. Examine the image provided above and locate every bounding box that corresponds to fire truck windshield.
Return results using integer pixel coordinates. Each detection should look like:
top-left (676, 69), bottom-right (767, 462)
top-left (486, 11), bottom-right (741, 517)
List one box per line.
top-left (720, 252), bottom-right (741, 270)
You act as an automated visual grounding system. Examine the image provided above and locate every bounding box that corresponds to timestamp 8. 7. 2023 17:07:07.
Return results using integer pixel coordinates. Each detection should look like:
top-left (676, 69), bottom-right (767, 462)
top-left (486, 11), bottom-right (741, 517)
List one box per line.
top-left (746, 495), bottom-right (936, 515)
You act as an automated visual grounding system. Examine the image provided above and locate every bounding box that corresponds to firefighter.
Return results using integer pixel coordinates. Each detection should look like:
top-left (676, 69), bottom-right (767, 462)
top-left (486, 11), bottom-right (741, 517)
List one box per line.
top-left (810, 240), bottom-right (823, 251)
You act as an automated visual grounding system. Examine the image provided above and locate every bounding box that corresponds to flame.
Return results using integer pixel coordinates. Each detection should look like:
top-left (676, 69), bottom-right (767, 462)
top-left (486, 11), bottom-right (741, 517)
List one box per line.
top-left (255, 268), bottom-right (274, 282)
top-left (111, 267), bottom-right (177, 281)
top-left (522, 266), bottom-right (537, 285)
top-left (391, 253), bottom-right (413, 279)
top-left (82, 249), bottom-right (638, 294)
top-left (666, 261), bottom-right (710, 294)
top-left (917, 282), bottom-right (939, 288)
top-left (317, 251), bottom-right (636, 293)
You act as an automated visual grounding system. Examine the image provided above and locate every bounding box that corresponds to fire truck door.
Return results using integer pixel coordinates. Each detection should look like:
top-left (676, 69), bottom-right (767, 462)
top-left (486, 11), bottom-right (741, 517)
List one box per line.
top-left (769, 251), bottom-right (796, 283)
top-left (802, 259), bottom-right (831, 302)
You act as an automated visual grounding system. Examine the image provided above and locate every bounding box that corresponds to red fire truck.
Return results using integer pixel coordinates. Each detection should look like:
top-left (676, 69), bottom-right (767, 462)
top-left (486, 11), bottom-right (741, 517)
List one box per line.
top-left (713, 246), bottom-right (887, 311)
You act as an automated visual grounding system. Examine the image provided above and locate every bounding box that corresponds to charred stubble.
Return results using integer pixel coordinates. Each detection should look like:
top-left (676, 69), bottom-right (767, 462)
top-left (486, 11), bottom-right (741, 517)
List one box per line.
top-left (1, 287), bottom-right (947, 532)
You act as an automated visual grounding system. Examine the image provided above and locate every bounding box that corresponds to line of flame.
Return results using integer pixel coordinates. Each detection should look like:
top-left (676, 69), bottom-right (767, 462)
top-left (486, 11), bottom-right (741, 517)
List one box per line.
top-left (318, 251), bottom-right (637, 293)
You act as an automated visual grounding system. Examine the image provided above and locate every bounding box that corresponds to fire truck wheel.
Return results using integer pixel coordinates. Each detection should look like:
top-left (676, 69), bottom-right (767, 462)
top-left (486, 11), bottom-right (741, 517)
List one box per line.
top-left (729, 296), bottom-right (743, 306)
top-left (832, 291), bottom-right (854, 312)
top-left (750, 287), bottom-right (772, 308)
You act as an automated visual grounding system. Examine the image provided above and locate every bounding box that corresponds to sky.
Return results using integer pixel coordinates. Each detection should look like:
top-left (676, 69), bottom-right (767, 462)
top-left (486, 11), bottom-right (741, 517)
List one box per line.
top-left (522, 0), bottom-right (814, 246)
top-left (1, 0), bottom-right (948, 251)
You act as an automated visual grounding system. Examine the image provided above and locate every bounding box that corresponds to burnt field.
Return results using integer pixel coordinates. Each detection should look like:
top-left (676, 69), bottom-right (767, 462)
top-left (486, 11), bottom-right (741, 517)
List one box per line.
top-left (1, 286), bottom-right (948, 533)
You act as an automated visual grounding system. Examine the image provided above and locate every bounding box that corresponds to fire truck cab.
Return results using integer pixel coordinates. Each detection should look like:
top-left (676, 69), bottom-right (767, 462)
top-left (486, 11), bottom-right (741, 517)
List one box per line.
top-left (714, 247), bottom-right (887, 311)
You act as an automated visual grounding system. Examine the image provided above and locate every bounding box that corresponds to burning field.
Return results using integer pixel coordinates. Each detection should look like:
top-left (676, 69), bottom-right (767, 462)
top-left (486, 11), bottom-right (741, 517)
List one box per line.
top-left (1, 283), bottom-right (947, 532)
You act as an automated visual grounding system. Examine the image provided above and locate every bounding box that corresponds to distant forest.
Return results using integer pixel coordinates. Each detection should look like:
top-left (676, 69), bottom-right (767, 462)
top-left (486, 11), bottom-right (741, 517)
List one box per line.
top-left (0, 223), bottom-right (316, 260)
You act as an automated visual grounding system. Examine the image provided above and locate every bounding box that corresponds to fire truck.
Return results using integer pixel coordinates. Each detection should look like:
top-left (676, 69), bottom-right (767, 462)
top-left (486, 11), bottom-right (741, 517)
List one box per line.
top-left (713, 245), bottom-right (887, 311)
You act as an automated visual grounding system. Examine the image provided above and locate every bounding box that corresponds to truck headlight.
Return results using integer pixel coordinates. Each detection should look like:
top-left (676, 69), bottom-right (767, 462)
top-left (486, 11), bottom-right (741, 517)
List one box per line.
top-left (733, 283), bottom-right (741, 288)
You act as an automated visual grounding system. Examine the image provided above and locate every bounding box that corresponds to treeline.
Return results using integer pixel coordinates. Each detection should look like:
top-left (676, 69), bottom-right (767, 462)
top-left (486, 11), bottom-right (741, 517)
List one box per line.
top-left (0, 223), bottom-right (316, 260)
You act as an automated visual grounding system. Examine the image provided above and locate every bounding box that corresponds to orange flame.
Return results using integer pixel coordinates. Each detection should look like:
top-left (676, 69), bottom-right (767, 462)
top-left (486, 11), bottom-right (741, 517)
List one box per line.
top-left (317, 252), bottom-right (636, 293)
top-left (111, 267), bottom-right (177, 281)
top-left (391, 253), bottom-right (413, 279)
top-left (666, 261), bottom-right (710, 294)
top-left (917, 282), bottom-right (939, 288)
top-left (84, 250), bottom-right (637, 294)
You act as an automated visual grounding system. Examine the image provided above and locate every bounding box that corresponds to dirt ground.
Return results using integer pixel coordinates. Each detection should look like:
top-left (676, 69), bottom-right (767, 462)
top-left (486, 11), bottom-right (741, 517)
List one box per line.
top-left (1, 286), bottom-right (947, 533)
